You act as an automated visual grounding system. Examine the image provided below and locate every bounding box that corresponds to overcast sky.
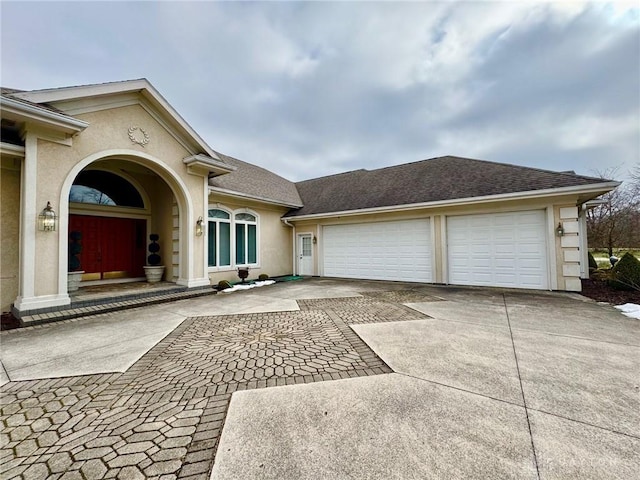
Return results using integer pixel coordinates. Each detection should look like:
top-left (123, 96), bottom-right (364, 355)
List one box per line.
top-left (2, 1), bottom-right (638, 182)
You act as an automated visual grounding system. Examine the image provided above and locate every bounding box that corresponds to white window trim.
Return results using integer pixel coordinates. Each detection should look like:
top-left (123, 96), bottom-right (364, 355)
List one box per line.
top-left (207, 205), bottom-right (260, 272)
top-left (207, 207), bottom-right (232, 271)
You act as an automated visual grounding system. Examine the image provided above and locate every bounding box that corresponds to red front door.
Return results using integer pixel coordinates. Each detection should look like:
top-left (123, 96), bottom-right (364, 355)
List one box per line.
top-left (69, 215), bottom-right (146, 281)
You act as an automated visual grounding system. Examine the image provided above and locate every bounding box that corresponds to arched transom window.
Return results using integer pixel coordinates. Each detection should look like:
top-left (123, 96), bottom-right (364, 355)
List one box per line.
top-left (207, 208), bottom-right (259, 269)
top-left (70, 170), bottom-right (144, 208)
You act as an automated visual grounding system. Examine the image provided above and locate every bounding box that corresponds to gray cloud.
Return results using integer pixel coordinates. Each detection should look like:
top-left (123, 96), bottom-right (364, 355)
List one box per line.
top-left (2, 1), bottom-right (638, 182)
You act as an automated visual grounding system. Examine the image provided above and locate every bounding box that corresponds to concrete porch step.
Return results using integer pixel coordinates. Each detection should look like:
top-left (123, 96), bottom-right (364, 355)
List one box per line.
top-left (19, 286), bottom-right (217, 327)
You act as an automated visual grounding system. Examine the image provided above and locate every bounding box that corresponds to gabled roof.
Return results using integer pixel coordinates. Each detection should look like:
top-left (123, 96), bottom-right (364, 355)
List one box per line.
top-left (285, 156), bottom-right (618, 218)
top-left (210, 152), bottom-right (303, 208)
top-left (7, 79), bottom-right (222, 161)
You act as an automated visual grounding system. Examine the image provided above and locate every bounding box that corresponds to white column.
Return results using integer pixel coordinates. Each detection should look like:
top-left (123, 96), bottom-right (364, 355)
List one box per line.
top-left (14, 133), bottom-right (38, 308)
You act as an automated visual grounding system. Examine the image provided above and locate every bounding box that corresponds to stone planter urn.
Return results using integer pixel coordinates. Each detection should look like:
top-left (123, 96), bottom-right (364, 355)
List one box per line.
top-left (143, 265), bottom-right (165, 283)
top-left (67, 271), bottom-right (84, 292)
top-left (237, 268), bottom-right (249, 283)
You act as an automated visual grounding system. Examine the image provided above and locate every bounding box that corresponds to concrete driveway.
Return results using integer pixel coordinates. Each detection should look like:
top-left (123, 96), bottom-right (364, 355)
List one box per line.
top-left (1, 279), bottom-right (638, 479)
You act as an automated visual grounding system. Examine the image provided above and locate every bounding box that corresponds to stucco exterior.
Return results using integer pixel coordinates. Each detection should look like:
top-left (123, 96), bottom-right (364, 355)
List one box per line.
top-left (0, 79), bottom-right (619, 319)
top-left (2, 82), bottom-right (226, 317)
top-left (1, 157), bottom-right (21, 313)
top-left (206, 194), bottom-right (293, 286)
top-left (287, 193), bottom-right (595, 292)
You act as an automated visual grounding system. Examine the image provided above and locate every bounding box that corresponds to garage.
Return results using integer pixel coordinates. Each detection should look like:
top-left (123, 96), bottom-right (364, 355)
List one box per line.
top-left (323, 219), bottom-right (432, 282)
top-left (447, 210), bottom-right (548, 289)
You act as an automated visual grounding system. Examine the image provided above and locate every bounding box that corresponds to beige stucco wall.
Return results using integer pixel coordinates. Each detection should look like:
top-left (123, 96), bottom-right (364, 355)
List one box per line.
top-left (289, 194), bottom-right (587, 291)
top-left (1, 158), bottom-right (21, 313)
top-left (207, 193), bottom-right (293, 285)
top-left (24, 102), bottom-right (209, 302)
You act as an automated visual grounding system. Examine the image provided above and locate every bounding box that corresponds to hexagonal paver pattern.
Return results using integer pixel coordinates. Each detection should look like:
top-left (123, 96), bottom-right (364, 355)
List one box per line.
top-left (0, 293), bottom-right (424, 479)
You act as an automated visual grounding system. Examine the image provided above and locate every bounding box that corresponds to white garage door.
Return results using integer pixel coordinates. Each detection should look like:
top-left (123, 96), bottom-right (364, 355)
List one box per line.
top-left (447, 211), bottom-right (548, 289)
top-left (323, 219), bottom-right (432, 282)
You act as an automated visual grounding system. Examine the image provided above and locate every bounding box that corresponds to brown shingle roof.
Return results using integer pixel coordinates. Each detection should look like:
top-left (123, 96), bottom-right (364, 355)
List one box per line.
top-left (287, 156), bottom-right (609, 217)
top-left (210, 152), bottom-right (302, 207)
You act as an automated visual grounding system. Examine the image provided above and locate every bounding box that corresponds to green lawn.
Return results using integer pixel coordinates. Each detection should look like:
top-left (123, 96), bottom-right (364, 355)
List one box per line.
top-left (591, 249), bottom-right (640, 269)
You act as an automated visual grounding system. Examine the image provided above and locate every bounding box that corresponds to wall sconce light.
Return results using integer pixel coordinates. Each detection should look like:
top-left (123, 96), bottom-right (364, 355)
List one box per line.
top-left (313, 235), bottom-right (317, 244)
top-left (555, 222), bottom-right (564, 237)
top-left (195, 216), bottom-right (204, 236)
top-left (38, 201), bottom-right (57, 231)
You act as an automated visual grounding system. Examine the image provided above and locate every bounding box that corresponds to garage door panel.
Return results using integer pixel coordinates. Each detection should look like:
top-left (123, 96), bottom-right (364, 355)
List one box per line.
top-left (323, 220), bottom-right (432, 282)
top-left (447, 211), bottom-right (548, 290)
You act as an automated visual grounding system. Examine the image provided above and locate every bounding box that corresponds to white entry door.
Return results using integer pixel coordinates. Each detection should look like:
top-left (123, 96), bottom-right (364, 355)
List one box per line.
top-left (297, 234), bottom-right (313, 276)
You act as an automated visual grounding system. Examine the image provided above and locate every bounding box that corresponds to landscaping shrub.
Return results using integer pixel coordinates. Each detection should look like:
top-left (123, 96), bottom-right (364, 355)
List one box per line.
top-left (608, 252), bottom-right (640, 291)
top-left (217, 280), bottom-right (232, 290)
top-left (258, 273), bottom-right (269, 281)
top-left (588, 252), bottom-right (598, 272)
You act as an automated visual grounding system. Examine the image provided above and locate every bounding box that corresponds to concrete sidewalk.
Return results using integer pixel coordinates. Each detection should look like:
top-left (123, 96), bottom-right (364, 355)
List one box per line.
top-left (1, 279), bottom-right (638, 479)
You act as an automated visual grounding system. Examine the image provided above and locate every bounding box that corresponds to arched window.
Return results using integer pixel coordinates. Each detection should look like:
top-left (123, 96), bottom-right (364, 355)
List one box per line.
top-left (235, 212), bottom-right (257, 265)
top-left (69, 170), bottom-right (144, 208)
top-left (208, 209), bottom-right (231, 267)
top-left (207, 207), bottom-right (259, 270)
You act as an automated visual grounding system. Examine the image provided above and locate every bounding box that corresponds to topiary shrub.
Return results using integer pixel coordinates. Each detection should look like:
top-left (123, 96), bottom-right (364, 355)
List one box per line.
top-left (608, 252), bottom-right (640, 291)
top-left (68, 231), bottom-right (82, 271)
top-left (258, 273), bottom-right (269, 281)
top-left (587, 252), bottom-right (598, 272)
top-left (217, 280), bottom-right (232, 290)
top-left (148, 234), bottom-right (162, 266)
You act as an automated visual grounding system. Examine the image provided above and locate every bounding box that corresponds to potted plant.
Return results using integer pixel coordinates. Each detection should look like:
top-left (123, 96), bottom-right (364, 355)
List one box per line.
top-left (143, 233), bottom-right (165, 283)
top-left (237, 267), bottom-right (250, 283)
top-left (68, 230), bottom-right (84, 292)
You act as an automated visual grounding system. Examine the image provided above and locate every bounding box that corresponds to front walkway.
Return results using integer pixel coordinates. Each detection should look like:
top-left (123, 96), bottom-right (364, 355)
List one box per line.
top-left (1, 279), bottom-right (638, 479)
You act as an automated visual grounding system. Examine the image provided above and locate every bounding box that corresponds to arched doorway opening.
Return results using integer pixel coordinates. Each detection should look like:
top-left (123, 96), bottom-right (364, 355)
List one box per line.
top-left (59, 149), bottom-right (197, 293)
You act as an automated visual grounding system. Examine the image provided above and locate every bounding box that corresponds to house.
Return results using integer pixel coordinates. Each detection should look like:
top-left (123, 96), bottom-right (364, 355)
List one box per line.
top-left (0, 79), bottom-right (619, 319)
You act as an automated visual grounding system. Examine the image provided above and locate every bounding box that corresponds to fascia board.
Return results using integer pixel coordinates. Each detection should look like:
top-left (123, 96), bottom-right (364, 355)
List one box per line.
top-left (184, 155), bottom-right (236, 176)
top-left (1, 97), bottom-right (89, 134)
top-left (1, 142), bottom-right (26, 157)
top-left (282, 181), bottom-right (620, 221)
top-left (208, 186), bottom-right (304, 209)
top-left (9, 79), bottom-right (151, 103)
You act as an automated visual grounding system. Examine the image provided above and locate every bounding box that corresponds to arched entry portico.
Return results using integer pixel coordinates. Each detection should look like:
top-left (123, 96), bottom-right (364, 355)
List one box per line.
top-left (58, 149), bottom-right (197, 295)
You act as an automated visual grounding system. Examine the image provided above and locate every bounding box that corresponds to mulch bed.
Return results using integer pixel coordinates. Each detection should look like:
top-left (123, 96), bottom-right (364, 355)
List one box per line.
top-left (580, 278), bottom-right (640, 305)
top-left (1, 312), bottom-right (20, 331)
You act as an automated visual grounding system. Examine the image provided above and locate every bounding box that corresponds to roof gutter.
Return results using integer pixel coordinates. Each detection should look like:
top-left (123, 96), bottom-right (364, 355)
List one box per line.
top-left (209, 186), bottom-right (303, 209)
top-left (1, 96), bottom-right (89, 134)
top-left (282, 181), bottom-right (620, 221)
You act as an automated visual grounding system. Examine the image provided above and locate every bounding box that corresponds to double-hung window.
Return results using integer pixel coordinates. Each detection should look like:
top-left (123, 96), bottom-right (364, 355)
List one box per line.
top-left (208, 209), bottom-right (231, 267)
top-left (235, 213), bottom-right (257, 265)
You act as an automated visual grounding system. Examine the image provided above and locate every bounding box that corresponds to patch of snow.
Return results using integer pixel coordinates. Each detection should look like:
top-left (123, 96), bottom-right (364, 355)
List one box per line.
top-left (221, 280), bottom-right (275, 293)
top-left (614, 303), bottom-right (640, 320)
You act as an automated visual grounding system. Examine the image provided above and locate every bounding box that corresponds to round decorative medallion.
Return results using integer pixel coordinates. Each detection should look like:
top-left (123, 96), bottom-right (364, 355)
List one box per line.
top-left (128, 126), bottom-right (150, 147)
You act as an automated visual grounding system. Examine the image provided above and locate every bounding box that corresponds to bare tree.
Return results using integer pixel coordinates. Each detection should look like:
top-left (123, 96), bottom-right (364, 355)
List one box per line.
top-left (586, 166), bottom-right (640, 256)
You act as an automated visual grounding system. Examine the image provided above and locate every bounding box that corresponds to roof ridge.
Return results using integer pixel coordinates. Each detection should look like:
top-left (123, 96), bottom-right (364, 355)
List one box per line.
top-left (359, 155), bottom-right (607, 182)
top-left (296, 168), bottom-right (367, 184)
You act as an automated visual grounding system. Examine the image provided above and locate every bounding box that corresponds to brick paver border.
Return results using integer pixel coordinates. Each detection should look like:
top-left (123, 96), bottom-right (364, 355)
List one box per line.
top-left (1, 293), bottom-right (431, 479)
